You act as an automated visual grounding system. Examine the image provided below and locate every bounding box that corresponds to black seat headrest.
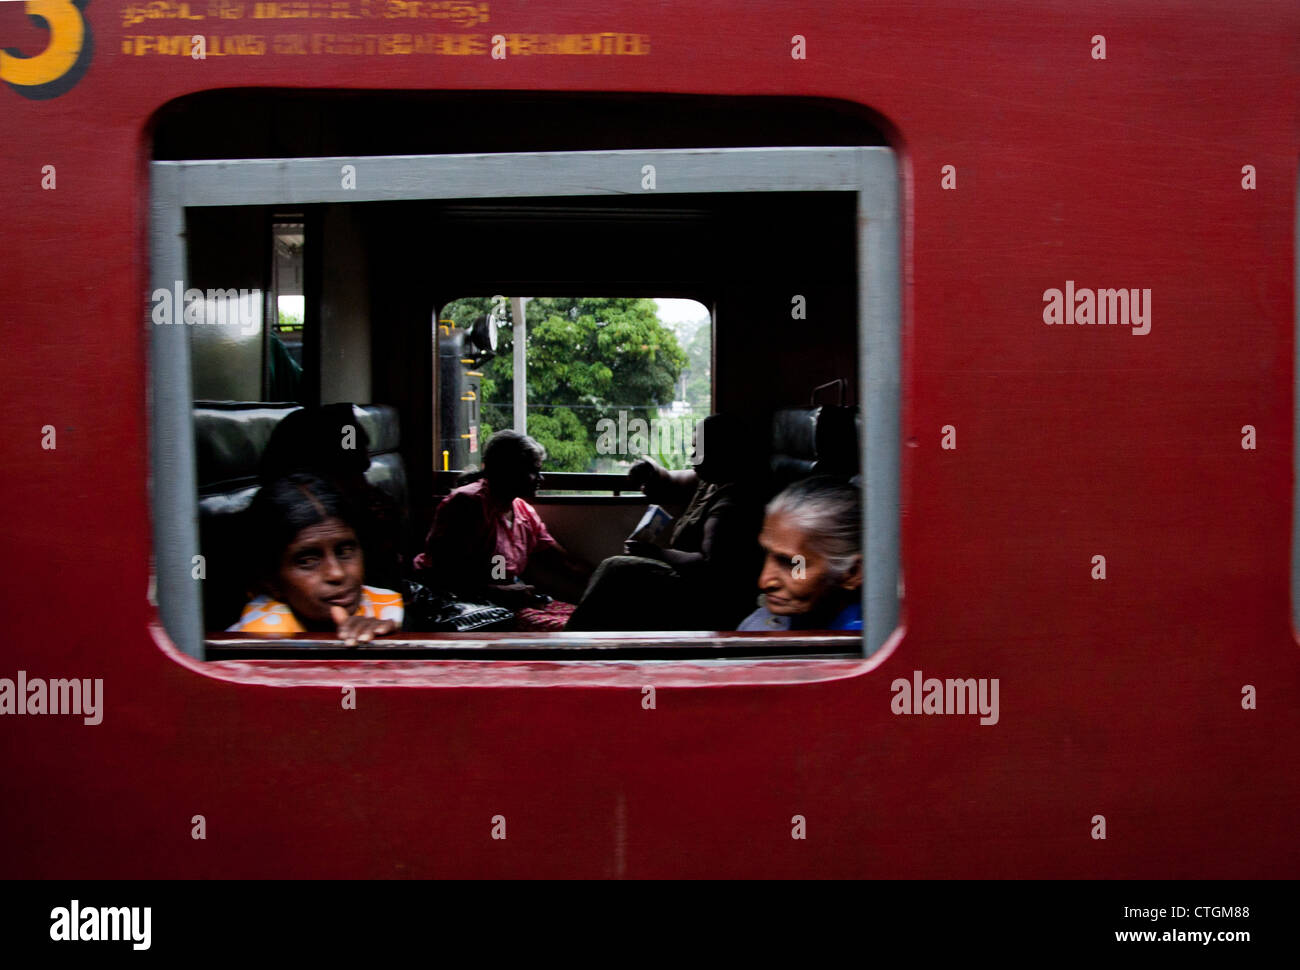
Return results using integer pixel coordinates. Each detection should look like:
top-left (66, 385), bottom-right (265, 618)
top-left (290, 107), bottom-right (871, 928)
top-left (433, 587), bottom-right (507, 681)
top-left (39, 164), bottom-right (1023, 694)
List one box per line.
top-left (193, 402), bottom-right (301, 495)
top-left (769, 405), bottom-right (860, 491)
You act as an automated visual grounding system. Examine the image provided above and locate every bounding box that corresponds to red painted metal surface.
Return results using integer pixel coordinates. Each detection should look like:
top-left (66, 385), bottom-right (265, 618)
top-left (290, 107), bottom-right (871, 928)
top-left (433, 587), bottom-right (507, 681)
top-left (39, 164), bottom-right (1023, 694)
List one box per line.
top-left (1, 0), bottom-right (1298, 877)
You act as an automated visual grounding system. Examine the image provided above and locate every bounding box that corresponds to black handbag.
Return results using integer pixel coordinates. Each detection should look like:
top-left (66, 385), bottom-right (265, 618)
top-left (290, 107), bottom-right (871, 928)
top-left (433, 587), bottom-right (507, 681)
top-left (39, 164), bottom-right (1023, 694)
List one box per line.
top-left (398, 579), bottom-right (515, 633)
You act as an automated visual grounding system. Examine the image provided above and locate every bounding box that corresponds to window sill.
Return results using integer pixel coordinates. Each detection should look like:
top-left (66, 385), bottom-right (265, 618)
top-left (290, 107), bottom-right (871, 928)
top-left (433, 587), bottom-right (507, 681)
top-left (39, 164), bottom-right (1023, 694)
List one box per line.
top-left (204, 629), bottom-right (861, 661)
top-left (156, 627), bottom-right (901, 690)
top-left (435, 471), bottom-right (639, 496)
top-left (532, 494), bottom-right (648, 505)
top-left (155, 621), bottom-right (904, 688)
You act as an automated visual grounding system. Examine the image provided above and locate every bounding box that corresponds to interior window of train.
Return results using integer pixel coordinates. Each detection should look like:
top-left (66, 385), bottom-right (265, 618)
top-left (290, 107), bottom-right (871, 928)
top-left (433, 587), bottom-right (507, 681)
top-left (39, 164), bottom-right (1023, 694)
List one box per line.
top-left (268, 219), bottom-right (306, 402)
top-left (436, 297), bottom-right (711, 496)
top-left (184, 209), bottom-right (311, 405)
top-left (149, 132), bottom-right (900, 666)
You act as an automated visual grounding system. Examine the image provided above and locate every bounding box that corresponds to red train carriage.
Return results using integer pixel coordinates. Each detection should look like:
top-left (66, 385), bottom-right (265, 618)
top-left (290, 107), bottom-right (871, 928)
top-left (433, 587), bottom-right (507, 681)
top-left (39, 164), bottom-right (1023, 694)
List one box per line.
top-left (1, 0), bottom-right (1297, 878)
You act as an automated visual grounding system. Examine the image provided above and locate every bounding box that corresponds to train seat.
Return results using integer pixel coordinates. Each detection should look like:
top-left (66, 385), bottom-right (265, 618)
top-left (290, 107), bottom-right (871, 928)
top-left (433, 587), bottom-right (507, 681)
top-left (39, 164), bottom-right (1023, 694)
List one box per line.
top-left (768, 405), bottom-right (860, 493)
top-left (193, 401), bottom-right (408, 630)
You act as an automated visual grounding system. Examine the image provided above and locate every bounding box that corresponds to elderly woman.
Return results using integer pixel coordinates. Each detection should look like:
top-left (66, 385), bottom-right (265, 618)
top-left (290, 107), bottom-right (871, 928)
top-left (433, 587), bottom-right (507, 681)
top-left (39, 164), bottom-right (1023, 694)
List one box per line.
top-left (414, 429), bottom-right (591, 630)
top-left (738, 476), bottom-right (863, 631)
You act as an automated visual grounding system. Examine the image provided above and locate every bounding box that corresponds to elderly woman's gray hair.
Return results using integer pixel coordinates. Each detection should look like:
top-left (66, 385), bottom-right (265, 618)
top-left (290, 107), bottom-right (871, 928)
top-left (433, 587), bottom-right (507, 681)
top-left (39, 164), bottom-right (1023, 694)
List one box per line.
top-left (483, 429), bottom-right (546, 469)
top-left (765, 476), bottom-right (862, 579)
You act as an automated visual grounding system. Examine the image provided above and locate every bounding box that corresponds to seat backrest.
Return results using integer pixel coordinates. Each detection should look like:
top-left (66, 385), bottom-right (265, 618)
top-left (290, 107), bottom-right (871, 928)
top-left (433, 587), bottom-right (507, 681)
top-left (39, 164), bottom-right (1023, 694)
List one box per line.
top-left (354, 404), bottom-right (407, 517)
top-left (193, 401), bottom-right (407, 630)
top-left (769, 405), bottom-right (860, 494)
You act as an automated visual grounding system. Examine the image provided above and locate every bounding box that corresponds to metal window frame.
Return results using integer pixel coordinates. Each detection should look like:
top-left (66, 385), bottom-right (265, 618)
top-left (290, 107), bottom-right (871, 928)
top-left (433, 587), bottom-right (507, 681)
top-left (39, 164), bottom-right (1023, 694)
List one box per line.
top-left (149, 146), bottom-right (902, 660)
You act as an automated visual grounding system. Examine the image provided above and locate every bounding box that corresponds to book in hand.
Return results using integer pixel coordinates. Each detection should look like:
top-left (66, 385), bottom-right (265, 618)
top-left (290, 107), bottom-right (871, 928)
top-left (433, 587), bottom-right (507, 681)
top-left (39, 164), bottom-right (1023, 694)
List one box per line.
top-left (628, 504), bottom-right (674, 544)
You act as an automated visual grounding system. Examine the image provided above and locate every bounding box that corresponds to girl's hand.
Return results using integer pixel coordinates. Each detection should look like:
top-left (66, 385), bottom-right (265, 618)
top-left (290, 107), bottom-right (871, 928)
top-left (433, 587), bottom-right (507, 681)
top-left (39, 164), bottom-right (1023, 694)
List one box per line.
top-left (329, 606), bottom-right (399, 645)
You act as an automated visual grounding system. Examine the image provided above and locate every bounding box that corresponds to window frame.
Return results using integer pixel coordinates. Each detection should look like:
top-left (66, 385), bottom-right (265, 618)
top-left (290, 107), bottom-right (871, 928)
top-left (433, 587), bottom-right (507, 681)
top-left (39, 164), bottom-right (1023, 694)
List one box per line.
top-left (149, 146), bottom-right (901, 662)
top-left (434, 294), bottom-right (715, 488)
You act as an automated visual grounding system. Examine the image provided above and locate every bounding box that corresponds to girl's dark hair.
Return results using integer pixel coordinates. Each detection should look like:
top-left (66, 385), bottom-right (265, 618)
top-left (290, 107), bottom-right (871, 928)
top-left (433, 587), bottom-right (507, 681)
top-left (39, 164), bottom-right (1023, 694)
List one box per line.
top-left (244, 472), bottom-right (361, 582)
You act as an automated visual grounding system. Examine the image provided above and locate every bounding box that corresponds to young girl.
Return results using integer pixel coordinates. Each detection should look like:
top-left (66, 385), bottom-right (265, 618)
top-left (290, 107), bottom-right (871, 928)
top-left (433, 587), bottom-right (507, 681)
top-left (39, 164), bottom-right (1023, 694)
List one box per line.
top-left (228, 473), bottom-right (404, 644)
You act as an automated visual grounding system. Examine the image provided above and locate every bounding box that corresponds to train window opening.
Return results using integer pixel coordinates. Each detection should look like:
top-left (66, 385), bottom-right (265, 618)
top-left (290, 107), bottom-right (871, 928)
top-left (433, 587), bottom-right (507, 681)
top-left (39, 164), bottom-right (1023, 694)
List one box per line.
top-left (182, 209), bottom-right (314, 405)
top-left (148, 144), bottom-right (901, 667)
top-left (267, 218), bottom-right (306, 402)
top-left (436, 296), bottom-right (712, 495)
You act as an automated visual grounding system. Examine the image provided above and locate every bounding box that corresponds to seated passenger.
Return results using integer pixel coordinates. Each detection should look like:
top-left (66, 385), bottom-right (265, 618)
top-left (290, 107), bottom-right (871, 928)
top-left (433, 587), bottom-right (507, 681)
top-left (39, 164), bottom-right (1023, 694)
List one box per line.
top-left (413, 430), bottom-right (591, 631)
top-left (260, 403), bottom-right (404, 590)
top-left (565, 414), bottom-right (765, 631)
top-left (738, 476), bottom-right (863, 631)
top-left (228, 473), bottom-right (403, 644)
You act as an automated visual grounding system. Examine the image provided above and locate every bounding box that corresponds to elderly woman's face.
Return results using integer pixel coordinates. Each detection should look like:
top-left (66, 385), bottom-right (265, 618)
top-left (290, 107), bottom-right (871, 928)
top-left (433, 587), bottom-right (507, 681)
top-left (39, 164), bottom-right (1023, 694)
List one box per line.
top-left (491, 450), bottom-right (544, 500)
top-left (757, 511), bottom-right (859, 615)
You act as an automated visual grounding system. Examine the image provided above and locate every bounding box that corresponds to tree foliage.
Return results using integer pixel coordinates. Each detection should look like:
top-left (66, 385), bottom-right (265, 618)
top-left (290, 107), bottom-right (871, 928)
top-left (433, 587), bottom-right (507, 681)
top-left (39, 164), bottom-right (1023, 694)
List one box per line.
top-left (681, 318), bottom-right (711, 414)
top-left (439, 297), bottom-right (690, 472)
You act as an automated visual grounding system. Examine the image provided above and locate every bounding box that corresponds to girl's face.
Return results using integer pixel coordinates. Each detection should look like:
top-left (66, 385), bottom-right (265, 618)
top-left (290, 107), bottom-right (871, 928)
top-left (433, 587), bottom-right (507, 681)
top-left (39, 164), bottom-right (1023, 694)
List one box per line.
top-left (269, 517), bottom-right (365, 626)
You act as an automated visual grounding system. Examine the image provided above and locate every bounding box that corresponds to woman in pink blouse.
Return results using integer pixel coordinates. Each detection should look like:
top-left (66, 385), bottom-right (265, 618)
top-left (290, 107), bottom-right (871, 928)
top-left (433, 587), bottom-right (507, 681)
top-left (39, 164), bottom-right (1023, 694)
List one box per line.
top-left (414, 430), bottom-right (591, 630)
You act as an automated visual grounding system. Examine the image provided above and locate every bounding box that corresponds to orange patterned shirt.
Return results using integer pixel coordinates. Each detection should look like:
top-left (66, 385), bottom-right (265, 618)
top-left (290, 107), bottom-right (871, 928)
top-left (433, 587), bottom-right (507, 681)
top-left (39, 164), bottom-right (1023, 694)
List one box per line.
top-left (227, 586), bottom-right (404, 633)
